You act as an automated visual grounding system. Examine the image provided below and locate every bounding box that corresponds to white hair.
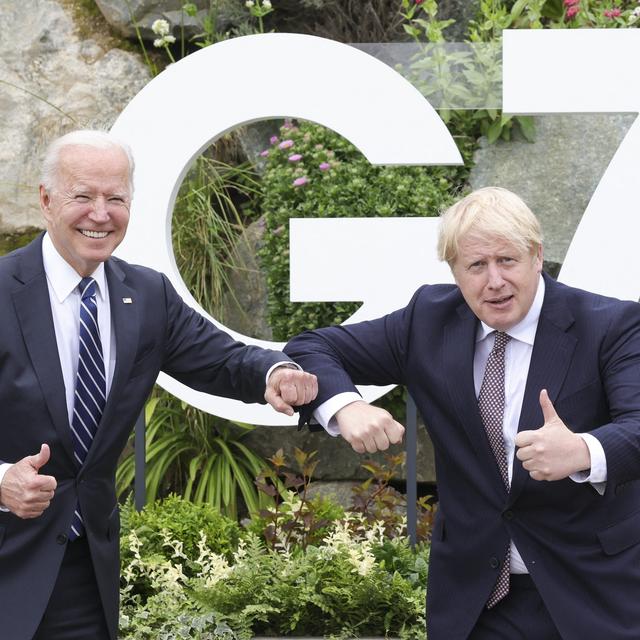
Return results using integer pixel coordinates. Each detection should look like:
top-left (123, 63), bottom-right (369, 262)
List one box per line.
top-left (40, 129), bottom-right (135, 195)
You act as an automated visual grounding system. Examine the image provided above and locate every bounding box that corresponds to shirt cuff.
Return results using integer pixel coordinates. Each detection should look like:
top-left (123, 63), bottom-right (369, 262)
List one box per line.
top-left (570, 433), bottom-right (607, 495)
top-left (265, 361), bottom-right (301, 387)
top-left (314, 392), bottom-right (363, 436)
top-left (0, 463), bottom-right (13, 511)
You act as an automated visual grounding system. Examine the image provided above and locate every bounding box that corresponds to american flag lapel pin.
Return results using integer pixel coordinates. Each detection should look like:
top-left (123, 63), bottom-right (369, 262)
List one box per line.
top-left (122, 297), bottom-right (133, 304)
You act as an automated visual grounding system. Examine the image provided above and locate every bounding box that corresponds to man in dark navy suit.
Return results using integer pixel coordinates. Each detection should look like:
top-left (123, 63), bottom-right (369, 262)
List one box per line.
top-left (0, 129), bottom-right (317, 640)
top-left (285, 187), bottom-right (640, 640)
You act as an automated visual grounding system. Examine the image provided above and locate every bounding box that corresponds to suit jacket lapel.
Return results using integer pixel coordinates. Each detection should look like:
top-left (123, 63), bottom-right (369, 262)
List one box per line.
top-left (509, 275), bottom-right (577, 502)
top-left (84, 258), bottom-right (139, 463)
top-left (11, 236), bottom-right (76, 464)
top-left (444, 301), bottom-right (510, 494)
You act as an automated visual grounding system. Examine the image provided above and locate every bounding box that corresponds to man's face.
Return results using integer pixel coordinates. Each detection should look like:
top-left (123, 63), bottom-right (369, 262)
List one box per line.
top-left (40, 145), bottom-right (131, 276)
top-left (451, 234), bottom-right (543, 331)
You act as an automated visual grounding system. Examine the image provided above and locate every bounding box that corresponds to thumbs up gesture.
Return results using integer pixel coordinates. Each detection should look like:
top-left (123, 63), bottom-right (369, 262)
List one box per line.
top-left (514, 390), bottom-right (591, 481)
top-left (0, 444), bottom-right (57, 518)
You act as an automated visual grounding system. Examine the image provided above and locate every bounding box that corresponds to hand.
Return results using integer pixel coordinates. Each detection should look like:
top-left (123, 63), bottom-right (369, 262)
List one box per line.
top-left (0, 444), bottom-right (57, 518)
top-left (515, 389), bottom-right (591, 481)
top-left (265, 366), bottom-right (318, 416)
top-left (336, 400), bottom-right (405, 454)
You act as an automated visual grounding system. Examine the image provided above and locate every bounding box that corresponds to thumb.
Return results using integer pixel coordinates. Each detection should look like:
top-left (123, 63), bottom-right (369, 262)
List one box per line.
top-left (539, 389), bottom-right (559, 424)
top-left (28, 444), bottom-right (50, 472)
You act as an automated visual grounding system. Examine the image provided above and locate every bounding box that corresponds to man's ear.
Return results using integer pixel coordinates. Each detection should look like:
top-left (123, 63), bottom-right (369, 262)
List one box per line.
top-left (39, 185), bottom-right (52, 221)
top-left (535, 244), bottom-right (544, 273)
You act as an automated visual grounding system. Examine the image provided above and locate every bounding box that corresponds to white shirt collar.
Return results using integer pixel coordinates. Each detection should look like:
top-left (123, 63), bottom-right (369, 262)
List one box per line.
top-left (476, 274), bottom-right (545, 346)
top-left (42, 232), bottom-right (107, 303)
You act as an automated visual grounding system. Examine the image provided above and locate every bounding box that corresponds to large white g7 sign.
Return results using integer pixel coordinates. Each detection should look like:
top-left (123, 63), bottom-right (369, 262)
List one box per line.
top-left (111, 33), bottom-right (462, 425)
top-left (112, 30), bottom-right (640, 426)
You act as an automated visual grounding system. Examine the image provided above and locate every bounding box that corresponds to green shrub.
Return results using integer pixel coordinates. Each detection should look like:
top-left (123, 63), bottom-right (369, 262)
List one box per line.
top-left (194, 529), bottom-right (427, 639)
top-left (120, 494), bottom-right (241, 573)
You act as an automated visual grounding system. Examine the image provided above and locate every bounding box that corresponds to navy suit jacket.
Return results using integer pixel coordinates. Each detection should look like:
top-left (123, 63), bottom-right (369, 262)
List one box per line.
top-left (0, 235), bottom-right (289, 640)
top-left (285, 273), bottom-right (640, 640)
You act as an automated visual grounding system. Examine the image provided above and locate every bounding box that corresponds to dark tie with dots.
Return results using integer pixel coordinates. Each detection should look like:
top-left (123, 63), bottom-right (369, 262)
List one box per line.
top-left (478, 330), bottom-right (511, 608)
top-left (69, 277), bottom-right (106, 540)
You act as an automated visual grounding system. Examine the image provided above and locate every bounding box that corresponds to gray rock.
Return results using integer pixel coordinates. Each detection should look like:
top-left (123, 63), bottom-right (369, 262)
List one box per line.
top-left (93, 0), bottom-right (245, 40)
top-left (219, 217), bottom-right (273, 340)
top-left (469, 114), bottom-right (636, 266)
top-left (305, 481), bottom-right (361, 509)
top-left (0, 0), bottom-right (150, 232)
top-left (244, 417), bottom-right (436, 483)
top-left (437, 0), bottom-right (480, 41)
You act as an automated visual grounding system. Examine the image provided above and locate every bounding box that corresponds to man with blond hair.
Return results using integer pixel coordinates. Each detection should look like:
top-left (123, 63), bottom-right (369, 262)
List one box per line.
top-left (0, 129), bottom-right (316, 640)
top-left (286, 186), bottom-right (640, 639)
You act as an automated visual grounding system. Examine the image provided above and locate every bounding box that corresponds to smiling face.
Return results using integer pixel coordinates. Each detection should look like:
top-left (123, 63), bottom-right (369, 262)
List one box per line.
top-left (39, 144), bottom-right (131, 276)
top-left (452, 234), bottom-right (543, 331)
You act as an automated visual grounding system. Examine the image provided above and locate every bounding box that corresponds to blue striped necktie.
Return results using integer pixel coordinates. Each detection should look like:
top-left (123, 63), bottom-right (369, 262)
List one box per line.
top-left (69, 277), bottom-right (106, 540)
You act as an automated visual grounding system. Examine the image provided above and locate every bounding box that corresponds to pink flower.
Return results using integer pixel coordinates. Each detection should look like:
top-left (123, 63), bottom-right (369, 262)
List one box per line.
top-left (415, 0), bottom-right (424, 4)
top-left (288, 154), bottom-right (302, 162)
top-left (566, 5), bottom-right (579, 17)
top-left (269, 135), bottom-right (279, 145)
top-left (564, 0), bottom-right (579, 5)
top-left (603, 8), bottom-right (621, 17)
top-left (279, 139), bottom-right (294, 150)
top-left (260, 149), bottom-right (270, 157)
top-left (292, 176), bottom-right (308, 187)
top-left (319, 162), bottom-right (331, 171)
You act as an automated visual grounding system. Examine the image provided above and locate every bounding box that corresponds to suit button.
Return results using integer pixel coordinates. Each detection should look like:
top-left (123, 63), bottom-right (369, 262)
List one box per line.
top-left (504, 510), bottom-right (514, 521)
top-left (56, 534), bottom-right (68, 545)
top-left (489, 556), bottom-right (499, 569)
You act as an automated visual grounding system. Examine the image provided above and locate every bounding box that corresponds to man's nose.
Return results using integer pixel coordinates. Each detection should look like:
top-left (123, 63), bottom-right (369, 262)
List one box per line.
top-left (486, 263), bottom-right (505, 288)
top-left (89, 196), bottom-right (110, 221)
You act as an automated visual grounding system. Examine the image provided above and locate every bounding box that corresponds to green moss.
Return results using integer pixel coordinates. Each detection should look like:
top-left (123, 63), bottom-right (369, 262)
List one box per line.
top-left (0, 228), bottom-right (42, 256)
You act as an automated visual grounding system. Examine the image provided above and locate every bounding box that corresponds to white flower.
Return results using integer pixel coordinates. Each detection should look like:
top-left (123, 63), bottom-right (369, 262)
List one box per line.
top-left (263, 0), bottom-right (272, 8)
top-left (151, 18), bottom-right (171, 36)
top-left (153, 34), bottom-right (176, 48)
top-left (634, 6), bottom-right (640, 15)
top-left (245, 0), bottom-right (255, 6)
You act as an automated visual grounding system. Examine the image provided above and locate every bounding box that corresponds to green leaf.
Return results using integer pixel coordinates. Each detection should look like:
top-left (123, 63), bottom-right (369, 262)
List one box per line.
top-left (486, 118), bottom-right (503, 144)
top-left (516, 116), bottom-right (536, 142)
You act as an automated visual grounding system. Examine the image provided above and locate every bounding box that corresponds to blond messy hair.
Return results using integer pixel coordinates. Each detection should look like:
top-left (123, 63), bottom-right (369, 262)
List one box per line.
top-left (437, 186), bottom-right (543, 266)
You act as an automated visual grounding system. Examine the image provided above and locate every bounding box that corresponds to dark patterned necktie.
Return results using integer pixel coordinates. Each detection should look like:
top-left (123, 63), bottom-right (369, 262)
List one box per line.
top-left (69, 277), bottom-right (106, 540)
top-left (478, 330), bottom-right (511, 608)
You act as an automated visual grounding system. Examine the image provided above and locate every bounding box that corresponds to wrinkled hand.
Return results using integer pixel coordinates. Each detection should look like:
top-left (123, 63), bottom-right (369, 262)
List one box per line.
top-left (0, 444), bottom-right (57, 518)
top-left (265, 366), bottom-right (318, 416)
top-left (336, 400), bottom-right (405, 454)
top-left (515, 389), bottom-right (591, 481)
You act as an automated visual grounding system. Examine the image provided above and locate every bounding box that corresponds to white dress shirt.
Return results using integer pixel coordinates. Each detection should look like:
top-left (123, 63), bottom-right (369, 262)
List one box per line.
top-left (313, 276), bottom-right (607, 573)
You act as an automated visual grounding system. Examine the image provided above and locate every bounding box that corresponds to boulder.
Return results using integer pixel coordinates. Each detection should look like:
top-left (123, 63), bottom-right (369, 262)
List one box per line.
top-left (469, 114), bottom-right (636, 268)
top-left (0, 0), bottom-right (150, 232)
top-left (93, 0), bottom-right (245, 40)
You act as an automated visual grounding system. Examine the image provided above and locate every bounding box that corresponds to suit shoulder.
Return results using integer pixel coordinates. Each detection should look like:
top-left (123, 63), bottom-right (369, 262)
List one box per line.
top-left (410, 283), bottom-right (463, 308)
top-left (551, 278), bottom-right (639, 315)
top-left (109, 256), bottom-right (166, 286)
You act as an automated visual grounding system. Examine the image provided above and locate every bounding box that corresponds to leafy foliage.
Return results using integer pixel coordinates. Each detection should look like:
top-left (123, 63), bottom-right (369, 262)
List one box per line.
top-left (352, 453), bottom-right (437, 542)
top-left (120, 494), bottom-right (241, 566)
top-left (116, 393), bottom-right (270, 519)
top-left (119, 458), bottom-right (432, 638)
top-left (194, 531), bottom-right (427, 639)
top-left (172, 154), bottom-right (262, 322)
top-left (249, 448), bottom-right (346, 550)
